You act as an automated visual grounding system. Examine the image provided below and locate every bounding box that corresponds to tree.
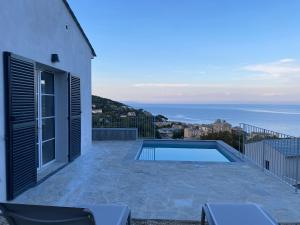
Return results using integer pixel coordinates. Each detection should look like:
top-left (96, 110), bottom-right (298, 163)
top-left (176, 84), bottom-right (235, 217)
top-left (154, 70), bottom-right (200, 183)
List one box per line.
top-left (201, 130), bottom-right (244, 152)
top-left (172, 129), bottom-right (184, 139)
top-left (155, 114), bottom-right (168, 122)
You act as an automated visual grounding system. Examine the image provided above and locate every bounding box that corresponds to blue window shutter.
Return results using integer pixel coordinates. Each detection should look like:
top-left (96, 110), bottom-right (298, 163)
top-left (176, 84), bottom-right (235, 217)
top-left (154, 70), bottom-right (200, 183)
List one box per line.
top-left (4, 52), bottom-right (37, 200)
top-left (68, 74), bottom-right (81, 161)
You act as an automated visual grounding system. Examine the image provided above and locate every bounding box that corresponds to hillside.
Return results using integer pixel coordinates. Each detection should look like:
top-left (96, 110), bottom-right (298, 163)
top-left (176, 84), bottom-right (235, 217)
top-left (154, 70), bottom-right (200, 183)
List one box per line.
top-left (92, 95), bottom-right (168, 137)
top-left (92, 95), bottom-right (167, 120)
top-left (92, 95), bottom-right (133, 115)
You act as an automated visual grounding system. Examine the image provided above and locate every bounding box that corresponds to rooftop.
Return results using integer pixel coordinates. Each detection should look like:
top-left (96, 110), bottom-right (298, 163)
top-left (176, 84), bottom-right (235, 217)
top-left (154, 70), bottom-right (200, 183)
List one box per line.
top-left (13, 141), bottom-right (300, 223)
top-left (62, 0), bottom-right (96, 57)
top-left (265, 139), bottom-right (300, 157)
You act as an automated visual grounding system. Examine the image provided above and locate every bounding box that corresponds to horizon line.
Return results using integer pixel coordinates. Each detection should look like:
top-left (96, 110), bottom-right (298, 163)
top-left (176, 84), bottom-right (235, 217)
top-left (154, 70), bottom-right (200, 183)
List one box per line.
top-left (122, 101), bottom-right (300, 106)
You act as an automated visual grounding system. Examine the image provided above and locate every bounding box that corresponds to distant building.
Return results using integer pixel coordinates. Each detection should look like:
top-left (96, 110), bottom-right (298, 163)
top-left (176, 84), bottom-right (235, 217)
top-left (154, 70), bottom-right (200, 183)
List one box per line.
top-left (245, 139), bottom-right (300, 185)
top-left (200, 125), bottom-right (213, 135)
top-left (92, 109), bottom-right (103, 114)
top-left (184, 127), bottom-right (202, 139)
top-left (212, 119), bottom-right (232, 133)
top-left (127, 112), bottom-right (136, 117)
top-left (158, 128), bottom-right (179, 139)
top-left (184, 125), bottom-right (212, 139)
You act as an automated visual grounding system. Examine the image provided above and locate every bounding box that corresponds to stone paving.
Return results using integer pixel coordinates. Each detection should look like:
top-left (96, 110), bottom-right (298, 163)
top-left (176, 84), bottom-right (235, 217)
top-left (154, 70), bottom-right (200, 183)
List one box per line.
top-left (13, 141), bottom-right (300, 223)
top-left (0, 218), bottom-right (7, 225)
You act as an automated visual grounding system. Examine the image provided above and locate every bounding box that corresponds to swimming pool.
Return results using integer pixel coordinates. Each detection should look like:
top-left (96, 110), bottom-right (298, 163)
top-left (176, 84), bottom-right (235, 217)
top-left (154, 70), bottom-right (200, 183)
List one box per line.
top-left (136, 140), bottom-right (242, 162)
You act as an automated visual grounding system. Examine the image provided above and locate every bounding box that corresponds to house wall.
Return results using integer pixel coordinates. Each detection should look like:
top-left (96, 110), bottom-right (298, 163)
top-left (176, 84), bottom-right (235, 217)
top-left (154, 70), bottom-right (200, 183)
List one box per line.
top-left (245, 141), bottom-right (286, 177)
top-left (0, 0), bottom-right (93, 201)
top-left (246, 141), bottom-right (300, 186)
top-left (285, 157), bottom-right (300, 185)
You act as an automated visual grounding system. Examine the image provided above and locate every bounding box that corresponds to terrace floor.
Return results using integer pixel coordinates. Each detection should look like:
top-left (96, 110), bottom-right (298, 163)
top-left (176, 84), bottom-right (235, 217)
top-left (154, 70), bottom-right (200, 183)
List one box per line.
top-left (14, 141), bottom-right (300, 223)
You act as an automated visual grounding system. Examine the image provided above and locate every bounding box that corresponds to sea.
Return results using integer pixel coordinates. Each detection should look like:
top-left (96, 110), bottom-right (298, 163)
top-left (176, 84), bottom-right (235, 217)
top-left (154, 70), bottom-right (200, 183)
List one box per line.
top-left (128, 104), bottom-right (300, 137)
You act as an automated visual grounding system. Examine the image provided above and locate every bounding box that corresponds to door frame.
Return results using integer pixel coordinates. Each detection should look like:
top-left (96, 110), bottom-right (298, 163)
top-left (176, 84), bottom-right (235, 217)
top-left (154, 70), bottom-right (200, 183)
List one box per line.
top-left (36, 70), bottom-right (56, 170)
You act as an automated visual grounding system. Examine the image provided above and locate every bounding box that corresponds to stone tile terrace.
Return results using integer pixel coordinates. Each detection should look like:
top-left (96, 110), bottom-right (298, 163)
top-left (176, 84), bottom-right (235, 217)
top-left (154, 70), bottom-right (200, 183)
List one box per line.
top-left (12, 141), bottom-right (300, 224)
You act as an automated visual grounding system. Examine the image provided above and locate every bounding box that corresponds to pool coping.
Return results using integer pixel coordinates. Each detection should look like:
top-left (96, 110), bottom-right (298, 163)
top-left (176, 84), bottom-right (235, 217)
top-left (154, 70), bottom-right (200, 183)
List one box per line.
top-left (134, 139), bottom-right (245, 163)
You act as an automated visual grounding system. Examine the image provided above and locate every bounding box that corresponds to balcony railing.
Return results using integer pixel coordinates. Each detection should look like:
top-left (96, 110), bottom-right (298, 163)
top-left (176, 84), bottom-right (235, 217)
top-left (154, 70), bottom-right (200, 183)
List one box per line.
top-left (240, 123), bottom-right (300, 192)
top-left (93, 115), bottom-right (156, 139)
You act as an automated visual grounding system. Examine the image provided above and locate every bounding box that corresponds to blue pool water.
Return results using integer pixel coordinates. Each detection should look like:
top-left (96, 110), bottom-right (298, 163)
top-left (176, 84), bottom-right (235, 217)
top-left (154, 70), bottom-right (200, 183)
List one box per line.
top-left (138, 147), bottom-right (230, 162)
top-left (137, 140), bottom-right (240, 162)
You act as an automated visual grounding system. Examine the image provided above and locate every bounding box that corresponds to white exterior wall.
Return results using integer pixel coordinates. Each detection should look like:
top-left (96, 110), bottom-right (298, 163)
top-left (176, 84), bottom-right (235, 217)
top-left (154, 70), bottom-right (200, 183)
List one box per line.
top-left (285, 157), bottom-right (300, 185)
top-left (0, 0), bottom-right (93, 201)
top-left (245, 142), bottom-right (299, 183)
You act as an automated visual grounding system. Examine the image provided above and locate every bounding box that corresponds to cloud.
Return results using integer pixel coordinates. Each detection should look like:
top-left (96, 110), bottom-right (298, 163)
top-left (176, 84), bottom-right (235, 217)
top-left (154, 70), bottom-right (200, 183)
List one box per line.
top-left (172, 70), bottom-right (206, 75)
top-left (133, 83), bottom-right (192, 88)
top-left (262, 92), bottom-right (285, 97)
top-left (94, 82), bottom-right (300, 104)
top-left (243, 58), bottom-right (300, 77)
top-left (132, 83), bottom-right (228, 88)
top-left (278, 58), bottom-right (295, 63)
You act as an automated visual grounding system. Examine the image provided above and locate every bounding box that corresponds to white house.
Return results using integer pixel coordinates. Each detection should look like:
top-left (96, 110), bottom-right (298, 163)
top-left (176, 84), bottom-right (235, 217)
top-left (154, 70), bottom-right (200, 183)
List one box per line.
top-left (245, 139), bottom-right (300, 185)
top-left (184, 127), bottom-right (202, 139)
top-left (0, 0), bottom-right (95, 201)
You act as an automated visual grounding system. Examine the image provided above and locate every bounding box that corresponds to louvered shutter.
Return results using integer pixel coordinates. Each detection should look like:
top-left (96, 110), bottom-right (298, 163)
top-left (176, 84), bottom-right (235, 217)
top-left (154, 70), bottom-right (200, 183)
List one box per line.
top-left (68, 74), bottom-right (81, 161)
top-left (4, 52), bottom-right (37, 200)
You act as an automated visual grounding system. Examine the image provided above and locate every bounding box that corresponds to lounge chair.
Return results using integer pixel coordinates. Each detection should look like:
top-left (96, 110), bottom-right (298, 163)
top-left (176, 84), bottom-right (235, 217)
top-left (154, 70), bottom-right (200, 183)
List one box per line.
top-left (201, 203), bottom-right (277, 225)
top-left (0, 202), bottom-right (131, 225)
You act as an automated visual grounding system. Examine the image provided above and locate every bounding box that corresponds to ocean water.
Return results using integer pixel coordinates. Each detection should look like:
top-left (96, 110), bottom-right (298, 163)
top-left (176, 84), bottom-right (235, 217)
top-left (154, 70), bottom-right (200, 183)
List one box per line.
top-left (129, 104), bottom-right (300, 136)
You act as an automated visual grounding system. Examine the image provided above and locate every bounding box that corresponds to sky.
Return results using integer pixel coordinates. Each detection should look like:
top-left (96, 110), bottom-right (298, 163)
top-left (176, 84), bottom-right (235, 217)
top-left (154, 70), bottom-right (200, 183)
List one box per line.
top-left (68, 0), bottom-right (300, 104)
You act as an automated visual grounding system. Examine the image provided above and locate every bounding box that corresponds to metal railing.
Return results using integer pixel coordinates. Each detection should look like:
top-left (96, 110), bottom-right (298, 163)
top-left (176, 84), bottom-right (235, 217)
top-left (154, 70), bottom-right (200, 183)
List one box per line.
top-left (240, 123), bottom-right (300, 192)
top-left (93, 116), bottom-right (156, 139)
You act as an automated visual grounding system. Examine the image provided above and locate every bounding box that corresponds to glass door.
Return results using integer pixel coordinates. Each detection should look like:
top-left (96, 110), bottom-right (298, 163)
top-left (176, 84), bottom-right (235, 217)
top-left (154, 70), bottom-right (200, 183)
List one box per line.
top-left (36, 71), bottom-right (56, 170)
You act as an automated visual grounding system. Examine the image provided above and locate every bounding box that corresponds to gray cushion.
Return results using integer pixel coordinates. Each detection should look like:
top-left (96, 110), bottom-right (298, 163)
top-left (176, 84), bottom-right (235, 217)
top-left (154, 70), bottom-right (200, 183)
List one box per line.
top-left (0, 202), bottom-right (130, 225)
top-left (87, 205), bottom-right (130, 225)
top-left (203, 203), bottom-right (277, 225)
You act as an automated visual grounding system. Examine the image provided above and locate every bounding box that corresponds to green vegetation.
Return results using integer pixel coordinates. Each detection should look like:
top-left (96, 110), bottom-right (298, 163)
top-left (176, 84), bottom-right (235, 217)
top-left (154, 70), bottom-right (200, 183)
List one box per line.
top-left (155, 114), bottom-right (168, 122)
top-left (201, 130), bottom-right (244, 151)
top-left (172, 129), bottom-right (184, 139)
top-left (92, 95), bottom-right (157, 138)
top-left (92, 95), bottom-right (152, 119)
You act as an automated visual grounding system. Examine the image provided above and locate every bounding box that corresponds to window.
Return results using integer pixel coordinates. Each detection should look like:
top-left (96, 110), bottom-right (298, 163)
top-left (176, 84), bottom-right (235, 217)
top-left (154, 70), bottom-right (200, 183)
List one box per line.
top-left (265, 160), bottom-right (270, 170)
top-left (37, 71), bottom-right (56, 169)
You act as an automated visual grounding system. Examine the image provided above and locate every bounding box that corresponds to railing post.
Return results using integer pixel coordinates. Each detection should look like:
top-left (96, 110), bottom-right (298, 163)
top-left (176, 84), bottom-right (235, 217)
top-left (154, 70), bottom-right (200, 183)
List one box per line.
top-left (240, 123), bottom-right (246, 159)
top-left (238, 123), bottom-right (242, 153)
top-left (152, 116), bottom-right (156, 139)
top-left (238, 132), bottom-right (241, 152)
top-left (296, 138), bottom-right (299, 193)
top-left (262, 129), bottom-right (266, 171)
